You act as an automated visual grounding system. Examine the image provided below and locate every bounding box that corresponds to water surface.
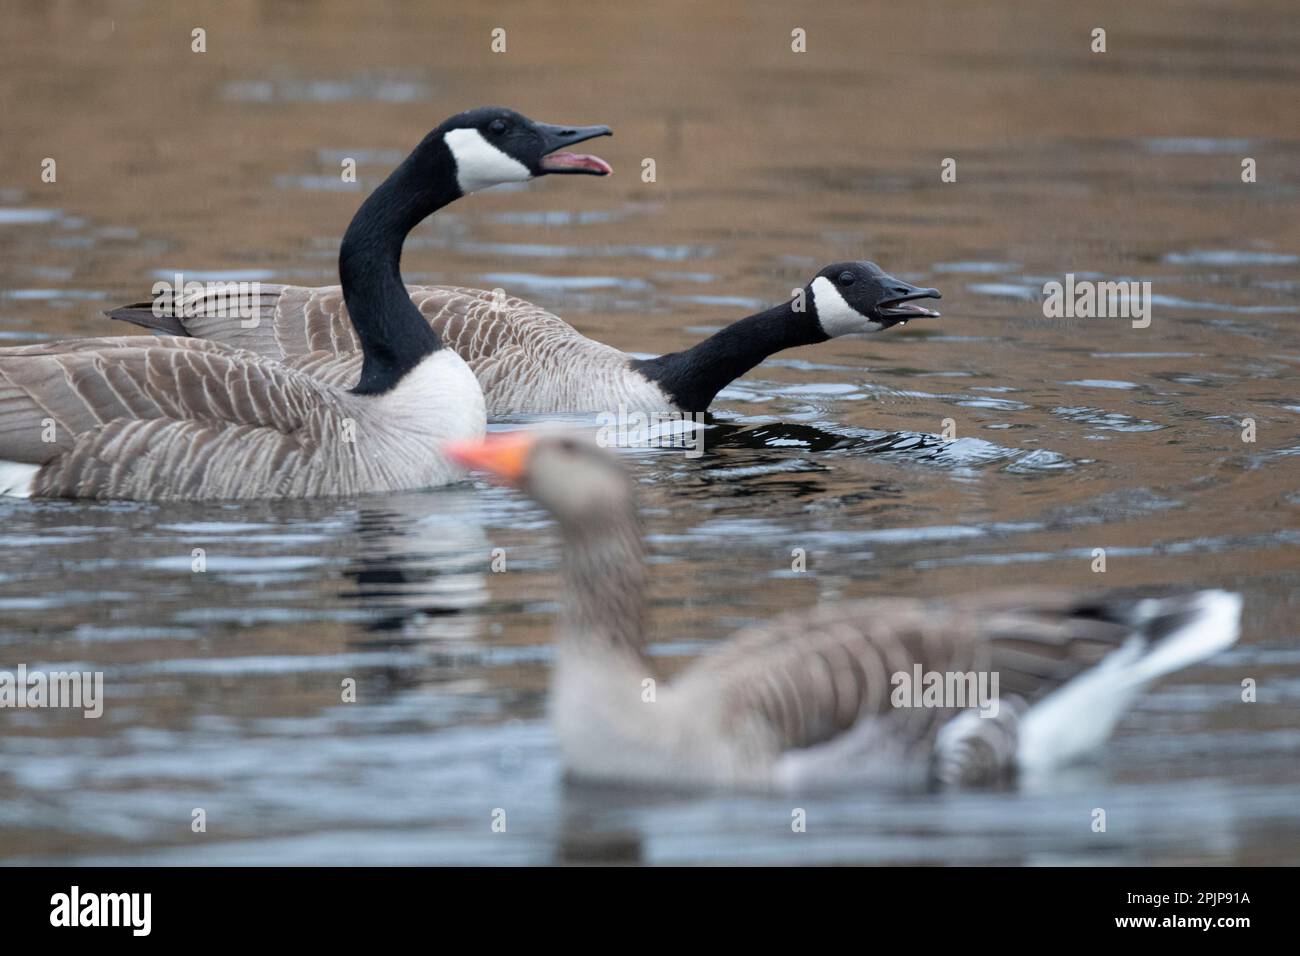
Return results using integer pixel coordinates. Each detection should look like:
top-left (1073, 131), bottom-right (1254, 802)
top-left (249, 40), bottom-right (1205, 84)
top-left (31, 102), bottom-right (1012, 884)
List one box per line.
top-left (1, 0), bottom-right (1297, 865)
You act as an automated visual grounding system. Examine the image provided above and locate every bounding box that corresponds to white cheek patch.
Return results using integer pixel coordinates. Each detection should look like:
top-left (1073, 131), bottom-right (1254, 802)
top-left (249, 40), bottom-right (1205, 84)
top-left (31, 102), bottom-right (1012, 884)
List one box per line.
top-left (444, 128), bottom-right (532, 194)
top-left (810, 276), bottom-right (880, 337)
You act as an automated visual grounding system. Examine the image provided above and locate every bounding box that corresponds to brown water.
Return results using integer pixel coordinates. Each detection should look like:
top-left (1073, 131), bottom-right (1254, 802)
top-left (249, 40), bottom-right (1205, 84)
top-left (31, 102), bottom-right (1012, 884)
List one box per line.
top-left (0, 0), bottom-right (1298, 864)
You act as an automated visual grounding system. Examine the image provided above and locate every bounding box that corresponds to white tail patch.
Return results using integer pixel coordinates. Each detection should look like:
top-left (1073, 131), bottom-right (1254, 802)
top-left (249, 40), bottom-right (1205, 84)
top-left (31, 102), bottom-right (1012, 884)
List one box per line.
top-left (1017, 590), bottom-right (1242, 771)
top-left (444, 128), bottom-right (531, 194)
top-left (0, 460), bottom-right (39, 497)
top-left (1128, 591), bottom-right (1242, 684)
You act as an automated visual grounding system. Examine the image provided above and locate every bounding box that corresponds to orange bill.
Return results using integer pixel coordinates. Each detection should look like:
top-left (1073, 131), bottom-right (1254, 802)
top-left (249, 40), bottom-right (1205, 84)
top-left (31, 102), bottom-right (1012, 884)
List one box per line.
top-left (445, 431), bottom-right (536, 484)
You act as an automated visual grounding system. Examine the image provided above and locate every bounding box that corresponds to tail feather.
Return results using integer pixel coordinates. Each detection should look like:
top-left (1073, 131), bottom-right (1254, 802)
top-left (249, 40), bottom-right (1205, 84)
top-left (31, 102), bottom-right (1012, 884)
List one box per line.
top-left (1017, 589), bottom-right (1241, 770)
top-left (103, 303), bottom-right (189, 337)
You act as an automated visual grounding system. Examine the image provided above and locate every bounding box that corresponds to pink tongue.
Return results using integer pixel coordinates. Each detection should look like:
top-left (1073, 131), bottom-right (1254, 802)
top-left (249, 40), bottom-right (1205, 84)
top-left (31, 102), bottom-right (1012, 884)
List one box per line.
top-left (540, 152), bottom-right (613, 174)
top-left (892, 301), bottom-right (939, 316)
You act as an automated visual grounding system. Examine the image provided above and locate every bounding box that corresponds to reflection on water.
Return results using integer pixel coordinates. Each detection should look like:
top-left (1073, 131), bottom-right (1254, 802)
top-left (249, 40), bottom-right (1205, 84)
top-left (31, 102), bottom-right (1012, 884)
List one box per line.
top-left (1, 0), bottom-right (1299, 864)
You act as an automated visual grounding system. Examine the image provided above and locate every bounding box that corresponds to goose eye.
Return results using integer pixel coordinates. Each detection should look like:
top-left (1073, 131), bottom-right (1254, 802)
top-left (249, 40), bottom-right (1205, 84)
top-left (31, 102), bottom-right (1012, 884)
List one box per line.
top-left (837, 271), bottom-right (856, 287)
top-left (489, 119), bottom-right (508, 135)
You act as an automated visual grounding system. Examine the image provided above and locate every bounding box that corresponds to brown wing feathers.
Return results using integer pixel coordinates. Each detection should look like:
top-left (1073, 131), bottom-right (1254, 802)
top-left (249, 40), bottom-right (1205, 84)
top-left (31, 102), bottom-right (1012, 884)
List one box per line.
top-left (688, 593), bottom-right (1142, 759)
top-left (0, 337), bottom-right (334, 498)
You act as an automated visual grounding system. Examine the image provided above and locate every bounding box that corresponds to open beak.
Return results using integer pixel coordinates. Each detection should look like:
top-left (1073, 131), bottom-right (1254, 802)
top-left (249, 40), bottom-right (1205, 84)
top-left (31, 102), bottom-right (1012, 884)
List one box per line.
top-left (446, 431), bottom-right (536, 485)
top-left (875, 277), bottom-right (942, 328)
top-left (535, 122), bottom-right (614, 176)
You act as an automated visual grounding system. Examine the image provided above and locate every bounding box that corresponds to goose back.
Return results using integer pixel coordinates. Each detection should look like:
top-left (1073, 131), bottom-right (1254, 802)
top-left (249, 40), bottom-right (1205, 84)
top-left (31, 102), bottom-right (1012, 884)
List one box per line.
top-left (667, 589), bottom-right (1222, 788)
top-left (108, 284), bottom-right (672, 416)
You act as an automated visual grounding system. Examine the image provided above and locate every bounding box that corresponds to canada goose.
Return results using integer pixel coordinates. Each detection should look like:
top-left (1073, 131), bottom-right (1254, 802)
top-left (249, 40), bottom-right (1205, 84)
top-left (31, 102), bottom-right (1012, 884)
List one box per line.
top-left (448, 431), bottom-right (1242, 790)
top-left (106, 265), bottom-right (939, 417)
top-left (0, 108), bottom-right (613, 500)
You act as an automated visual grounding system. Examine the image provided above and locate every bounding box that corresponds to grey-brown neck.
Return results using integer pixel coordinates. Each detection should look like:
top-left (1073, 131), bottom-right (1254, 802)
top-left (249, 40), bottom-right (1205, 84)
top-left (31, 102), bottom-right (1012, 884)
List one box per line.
top-left (557, 507), bottom-right (656, 673)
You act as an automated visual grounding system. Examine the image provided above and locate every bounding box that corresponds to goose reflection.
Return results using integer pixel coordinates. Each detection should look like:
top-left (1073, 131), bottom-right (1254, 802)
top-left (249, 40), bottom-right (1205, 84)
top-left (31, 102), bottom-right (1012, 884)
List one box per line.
top-left (338, 488), bottom-right (491, 645)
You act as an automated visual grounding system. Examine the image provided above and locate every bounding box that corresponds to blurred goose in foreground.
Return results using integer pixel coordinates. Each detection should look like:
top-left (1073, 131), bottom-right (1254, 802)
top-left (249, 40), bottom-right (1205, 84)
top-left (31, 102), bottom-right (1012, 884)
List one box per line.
top-left (0, 108), bottom-right (612, 500)
top-left (449, 431), bottom-right (1242, 790)
top-left (107, 262), bottom-right (939, 417)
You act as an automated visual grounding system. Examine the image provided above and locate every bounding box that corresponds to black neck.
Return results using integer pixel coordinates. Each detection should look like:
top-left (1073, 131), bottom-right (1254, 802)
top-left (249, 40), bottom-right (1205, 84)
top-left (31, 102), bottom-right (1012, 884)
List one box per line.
top-left (630, 297), bottom-right (827, 412)
top-left (341, 134), bottom-right (456, 395)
